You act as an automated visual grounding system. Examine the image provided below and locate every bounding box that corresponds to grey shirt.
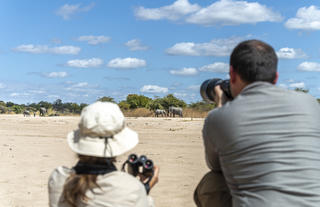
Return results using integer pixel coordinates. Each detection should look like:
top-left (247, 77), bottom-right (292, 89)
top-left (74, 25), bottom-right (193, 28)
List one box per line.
top-left (203, 82), bottom-right (320, 207)
top-left (48, 166), bottom-right (154, 207)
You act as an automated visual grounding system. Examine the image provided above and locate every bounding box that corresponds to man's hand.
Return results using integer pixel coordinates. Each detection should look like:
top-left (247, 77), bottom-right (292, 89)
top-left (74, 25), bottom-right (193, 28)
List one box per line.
top-left (214, 85), bottom-right (228, 108)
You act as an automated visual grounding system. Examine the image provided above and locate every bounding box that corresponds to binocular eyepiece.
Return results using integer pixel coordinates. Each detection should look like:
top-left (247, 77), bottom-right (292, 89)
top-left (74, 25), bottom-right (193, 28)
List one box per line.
top-left (126, 154), bottom-right (154, 176)
top-left (200, 78), bottom-right (233, 103)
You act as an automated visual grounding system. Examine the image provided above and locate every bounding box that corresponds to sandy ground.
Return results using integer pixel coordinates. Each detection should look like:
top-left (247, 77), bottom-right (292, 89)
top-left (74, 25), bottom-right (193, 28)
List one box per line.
top-left (0, 114), bottom-right (209, 207)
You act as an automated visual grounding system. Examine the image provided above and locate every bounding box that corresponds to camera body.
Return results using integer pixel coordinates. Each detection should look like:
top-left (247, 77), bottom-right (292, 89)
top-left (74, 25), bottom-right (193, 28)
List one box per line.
top-left (126, 154), bottom-right (154, 176)
top-left (200, 78), bottom-right (233, 103)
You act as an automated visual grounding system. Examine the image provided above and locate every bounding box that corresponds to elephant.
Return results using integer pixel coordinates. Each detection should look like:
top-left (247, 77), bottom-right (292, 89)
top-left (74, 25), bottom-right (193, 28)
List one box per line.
top-left (168, 106), bottom-right (183, 117)
top-left (23, 110), bottom-right (30, 117)
top-left (40, 107), bottom-right (47, 116)
top-left (155, 109), bottom-right (166, 117)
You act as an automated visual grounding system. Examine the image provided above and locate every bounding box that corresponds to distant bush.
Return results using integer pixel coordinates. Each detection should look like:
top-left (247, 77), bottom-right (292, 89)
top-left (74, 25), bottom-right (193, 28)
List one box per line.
top-left (12, 105), bottom-right (23, 114)
top-left (98, 96), bottom-right (116, 103)
top-left (189, 101), bottom-right (215, 112)
top-left (126, 94), bottom-right (152, 109)
top-left (119, 101), bottom-right (130, 110)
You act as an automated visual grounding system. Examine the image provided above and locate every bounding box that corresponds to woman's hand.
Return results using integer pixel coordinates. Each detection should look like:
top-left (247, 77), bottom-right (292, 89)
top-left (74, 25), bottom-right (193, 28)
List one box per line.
top-left (138, 165), bottom-right (160, 190)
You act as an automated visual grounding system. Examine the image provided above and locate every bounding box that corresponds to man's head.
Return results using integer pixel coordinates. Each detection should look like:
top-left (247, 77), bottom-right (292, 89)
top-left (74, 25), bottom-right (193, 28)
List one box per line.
top-left (229, 39), bottom-right (278, 97)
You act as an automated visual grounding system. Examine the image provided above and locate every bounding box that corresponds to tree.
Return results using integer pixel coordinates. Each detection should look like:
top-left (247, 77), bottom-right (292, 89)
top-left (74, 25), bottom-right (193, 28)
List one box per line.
top-left (118, 101), bottom-right (130, 110)
top-left (159, 94), bottom-right (186, 110)
top-left (189, 101), bottom-right (215, 112)
top-left (28, 103), bottom-right (40, 111)
top-left (294, 88), bottom-right (309, 93)
top-left (12, 105), bottom-right (22, 114)
top-left (147, 98), bottom-right (164, 111)
top-left (53, 99), bottom-right (63, 112)
top-left (6, 101), bottom-right (14, 107)
top-left (0, 101), bottom-right (6, 107)
top-left (98, 96), bottom-right (115, 103)
top-left (126, 94), bottom-right (152, 109)
top-left (71, 103), bottom-right (81, 114)
top-left (80, 103), bottom-right (88, 111)
top-left (38, 101), bottom-right (52, 109)
top-left (0, 105), bottom-right (7, 114)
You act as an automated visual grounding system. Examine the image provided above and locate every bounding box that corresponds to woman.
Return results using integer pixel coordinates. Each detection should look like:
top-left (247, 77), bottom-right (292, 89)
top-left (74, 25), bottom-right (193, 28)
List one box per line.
top-left (48, 101), bottom-right (159, 207)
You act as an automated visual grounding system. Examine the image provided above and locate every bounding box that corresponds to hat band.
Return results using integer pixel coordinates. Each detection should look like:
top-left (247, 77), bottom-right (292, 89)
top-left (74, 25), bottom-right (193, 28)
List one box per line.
top-left (80, 121), bottom-right (126, 139)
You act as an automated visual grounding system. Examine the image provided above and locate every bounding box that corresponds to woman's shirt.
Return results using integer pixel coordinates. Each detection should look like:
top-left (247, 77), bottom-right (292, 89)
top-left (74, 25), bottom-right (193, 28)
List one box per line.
top-left (48, 166), bottom-right (154, 207)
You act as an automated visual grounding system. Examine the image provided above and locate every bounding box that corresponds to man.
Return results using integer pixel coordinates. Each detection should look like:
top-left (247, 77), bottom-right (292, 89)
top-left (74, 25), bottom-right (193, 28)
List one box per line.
top-left (194, 40), bottom-right (320, 207)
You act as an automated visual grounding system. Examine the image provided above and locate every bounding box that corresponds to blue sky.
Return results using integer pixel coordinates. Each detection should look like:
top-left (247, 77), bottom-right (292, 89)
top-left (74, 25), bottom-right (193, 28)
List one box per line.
top-left (1, 0), bottom-right (320, 104)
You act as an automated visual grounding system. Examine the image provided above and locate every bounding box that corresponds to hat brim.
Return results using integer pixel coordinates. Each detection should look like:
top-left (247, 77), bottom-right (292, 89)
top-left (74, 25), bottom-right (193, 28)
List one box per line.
top-left (67, 126), bottom-right (138, 158)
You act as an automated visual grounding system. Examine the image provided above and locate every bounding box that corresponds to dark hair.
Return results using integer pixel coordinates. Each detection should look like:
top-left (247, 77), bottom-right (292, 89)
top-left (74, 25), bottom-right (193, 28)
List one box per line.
top-left (62, 155), bottom-right (116, 207)
top-left (230, 39), bottom-right (278, 84)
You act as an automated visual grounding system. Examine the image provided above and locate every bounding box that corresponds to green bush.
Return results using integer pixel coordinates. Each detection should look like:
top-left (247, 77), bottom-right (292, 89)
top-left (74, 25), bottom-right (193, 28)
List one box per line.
top-left (126, 94), bottom-right (152, 109)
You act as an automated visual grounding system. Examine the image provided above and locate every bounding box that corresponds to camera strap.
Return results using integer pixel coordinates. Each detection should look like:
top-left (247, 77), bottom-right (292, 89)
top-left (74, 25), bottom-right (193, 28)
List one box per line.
top-left (73, 160), bottom-right (117, 175)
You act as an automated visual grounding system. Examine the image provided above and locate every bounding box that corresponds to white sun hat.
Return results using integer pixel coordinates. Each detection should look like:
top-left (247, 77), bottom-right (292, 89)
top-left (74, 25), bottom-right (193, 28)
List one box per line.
top-left (67, 101), bottom-right (138, 158)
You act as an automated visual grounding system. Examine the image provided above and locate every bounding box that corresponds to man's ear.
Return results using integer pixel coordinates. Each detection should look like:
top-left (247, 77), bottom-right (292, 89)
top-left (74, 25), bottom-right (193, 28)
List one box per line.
top-left (230, 66), bottom-right (236, 84)
top-left (273, 72), bottom-right (279, 84)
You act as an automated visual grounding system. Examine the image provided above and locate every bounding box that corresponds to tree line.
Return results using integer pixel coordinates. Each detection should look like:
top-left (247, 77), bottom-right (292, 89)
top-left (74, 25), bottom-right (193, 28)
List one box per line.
top-left (1, 88), bottom-right (318, 116)
top-left (0, 94), bottom-right (215, 115)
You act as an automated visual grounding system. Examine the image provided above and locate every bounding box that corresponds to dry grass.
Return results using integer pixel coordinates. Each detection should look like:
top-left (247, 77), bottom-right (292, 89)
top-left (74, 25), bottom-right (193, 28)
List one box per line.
top-left (182, 108), bottom-right (209, 118)
top-left (123, 108), bottom-right (154, 117)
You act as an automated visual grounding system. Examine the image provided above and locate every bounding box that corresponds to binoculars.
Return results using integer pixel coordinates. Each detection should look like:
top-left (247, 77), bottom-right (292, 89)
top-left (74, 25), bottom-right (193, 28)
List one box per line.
top-left (124, 154), bottom-right (154, 176)
top-left (200, 78), bottom-right (233, 103)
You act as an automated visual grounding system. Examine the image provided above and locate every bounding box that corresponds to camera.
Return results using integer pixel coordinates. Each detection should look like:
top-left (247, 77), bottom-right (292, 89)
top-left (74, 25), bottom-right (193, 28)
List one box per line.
top-left (200, 78), bottom-right (233, 103)
top-left (124, 154), bottom-right (154, 176)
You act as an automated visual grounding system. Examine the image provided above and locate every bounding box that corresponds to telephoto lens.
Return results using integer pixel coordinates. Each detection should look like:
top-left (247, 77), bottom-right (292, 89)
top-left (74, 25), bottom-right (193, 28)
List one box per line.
top-left (200, 78), bottom-right (232, 102)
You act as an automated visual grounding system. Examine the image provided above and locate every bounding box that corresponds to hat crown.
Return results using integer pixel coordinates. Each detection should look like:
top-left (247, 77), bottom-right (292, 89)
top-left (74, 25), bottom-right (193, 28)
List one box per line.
top-left (79, 102), bottom-right (125, 138)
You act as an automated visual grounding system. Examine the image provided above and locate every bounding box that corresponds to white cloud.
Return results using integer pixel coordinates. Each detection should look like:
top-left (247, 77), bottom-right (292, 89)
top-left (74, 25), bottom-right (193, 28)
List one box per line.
top-left (199, 62), bottom-right (229, 73)
top-left (0, 83), bottom-right (6, 89)
top-left (50, 46), bottom-right (81, 55)
top-left (166, 37), bottom-right (241, 56)
top-left (45, 72), bottom-right (68, 78)
top-left (10, 93), bottom-right (19, 97)
top-left (285, 6), bottom-right (320, 30)
top-left (135, 0), bottom-right (200, 21)
top-left (56, 3), bottom-right (95, 20)
top-left (51, 38), bottom-right (62, 44)
top-left (66, 82), bottom-right (90, 91)
top-left (140, 85), bottom-right (168, 93)
top-left (67, 58), bottom-right (103, 68)
top-left (134, 0), bottom-right (281, 26)
top-left (29, 90), bottom-right (45, 94)
top-left (186, 0), bottom-right (282, 26)
top-left (71, 82), bottom-right (89, 88)
top-left (289, 82), bottom-right (305, 88)
top-left (170, 67), bottom-right (198, 76)
top-left (276, 48), bottom-right (307, 59)
top-left (298, 62), bottom-right (320, 72)
top-left (188, 84), bottom-right (200, 91)
top-left (278, 84), bottom-right (288, 89)
top-left (13, 44), bottom-right (80, 55)
top-left (173, 92), bottom-right (188, 98)
top-left (107, 57), bottom-right (146, 69)
top-left (47, 95), bottom-right (60, 99)
top-left (125, 39), bottom-right (149, 51)
top-left (78, 35), bottom-right (111, 45)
